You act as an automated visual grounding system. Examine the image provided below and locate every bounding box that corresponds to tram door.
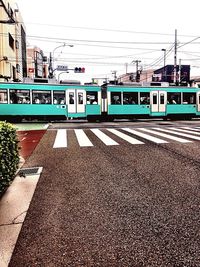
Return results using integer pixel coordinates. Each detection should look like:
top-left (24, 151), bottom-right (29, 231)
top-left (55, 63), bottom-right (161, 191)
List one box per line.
top-left (150, 91), bottom-right (167, 113)
top-left (67, 89), bottom-right (86, 114)
top-left (197, 92), bottom-right (200, 112)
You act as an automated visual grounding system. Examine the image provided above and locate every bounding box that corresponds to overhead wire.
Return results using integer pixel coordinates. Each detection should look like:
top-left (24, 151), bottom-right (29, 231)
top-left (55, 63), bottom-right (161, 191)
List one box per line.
top-left (18, 22), bottom-right (200, 38)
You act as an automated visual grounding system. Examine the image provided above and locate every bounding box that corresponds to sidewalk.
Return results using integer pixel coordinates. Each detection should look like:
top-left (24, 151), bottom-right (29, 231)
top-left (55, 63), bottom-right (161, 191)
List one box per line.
top-left (0, 123), bottom-right (47, 267)
top-left (0, 156), bottom-right (42, 267)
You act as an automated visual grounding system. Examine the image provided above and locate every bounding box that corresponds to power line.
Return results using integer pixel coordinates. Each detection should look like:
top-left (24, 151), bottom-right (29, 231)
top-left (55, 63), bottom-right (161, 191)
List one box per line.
top-left (178, 36), bottom-right (200, 49)
top-left (18, 22), bottom-right (200, 38)
top-left (0, 32), bottom-right (183, 46)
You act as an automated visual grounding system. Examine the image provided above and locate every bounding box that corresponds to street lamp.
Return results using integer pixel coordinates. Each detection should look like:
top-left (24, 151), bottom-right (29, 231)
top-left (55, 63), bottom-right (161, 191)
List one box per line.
top-left (161, 49), bottom-right (166, 82)
top-left (48, 43), bottom-right (73, 78)
top-left (52, 43), bottom-right (73, 69)
top-left (58, 71), bottom-right (69, 83)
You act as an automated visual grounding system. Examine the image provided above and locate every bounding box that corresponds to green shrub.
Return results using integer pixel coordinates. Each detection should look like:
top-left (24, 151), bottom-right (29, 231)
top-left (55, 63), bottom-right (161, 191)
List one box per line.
top-left (0, 121), bottom-right (19, 195)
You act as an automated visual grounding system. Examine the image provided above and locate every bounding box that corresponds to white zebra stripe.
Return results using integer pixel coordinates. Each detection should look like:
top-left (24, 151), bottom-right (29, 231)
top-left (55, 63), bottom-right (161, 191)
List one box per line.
top-left (122, 128), bottom-right (168, 144)
top-left (170, 127), bottom-right (200, 136)
top-left (107, 128), bottom-right (144, 145)
top-left (91, 128), bottom-right (119, 146)
top-left (74, 129), bottom-right (93, 147)
top-left (152, 127), bottom-right (200, 141)
top-left (53, 129), bottom-right (67, 148)
top-left (138, 128), bottom-right (192, 143)
top-left (182, 127), bottom-right (200, 132)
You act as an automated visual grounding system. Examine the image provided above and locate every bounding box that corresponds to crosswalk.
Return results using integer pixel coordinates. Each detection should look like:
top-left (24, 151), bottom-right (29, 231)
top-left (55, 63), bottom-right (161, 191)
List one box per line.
top-left (53, 126), bottom-right (200, 148)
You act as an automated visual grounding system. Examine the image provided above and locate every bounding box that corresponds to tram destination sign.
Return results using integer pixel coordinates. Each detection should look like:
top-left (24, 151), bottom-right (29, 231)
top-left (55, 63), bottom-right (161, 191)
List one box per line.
top-left (56, 65), bottom-right (68, 71)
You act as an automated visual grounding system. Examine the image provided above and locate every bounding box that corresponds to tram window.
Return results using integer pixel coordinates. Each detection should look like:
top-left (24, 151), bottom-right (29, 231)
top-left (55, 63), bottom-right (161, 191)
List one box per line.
top-left (111, 92), bottom-right (121, 104)
top-left (160, 94), bottom-right (165, 104)
top-left (10, 90), bottom-right (30, 104)
top-left (167, 92), bottom-right (181, 104)
top-left (78, 92), bottom-right (83, 104)
top-left (32, 90), bottom-right (51, 104)
top-left (153, 94), bottom-right (157, 104)
top-left (53, 91), bottom-right (65, 104)
top-left (0, 90), bottom-right (8, 103)
top-left (140, 92), bottom-right (150, 104)
top-left (182, 92), bottom-right (196, 104)
top-left (86, 91), bottom-right (98, 104)
top-left (69, 92), bottom-right (74, 104)
top-left (123, 92), bottom-right (138, 104)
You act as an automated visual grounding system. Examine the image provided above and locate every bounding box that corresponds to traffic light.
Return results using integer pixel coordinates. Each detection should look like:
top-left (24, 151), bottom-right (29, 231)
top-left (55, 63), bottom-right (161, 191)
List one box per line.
top-left (136, 70), bottom-right (140, 82)
top-left (74, 67), bottom-right (85, 73)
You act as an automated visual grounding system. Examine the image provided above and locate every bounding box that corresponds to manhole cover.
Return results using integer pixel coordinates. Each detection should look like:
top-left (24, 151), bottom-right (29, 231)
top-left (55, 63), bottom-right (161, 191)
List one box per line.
top-left (18, 167), bottom-right (43, 176)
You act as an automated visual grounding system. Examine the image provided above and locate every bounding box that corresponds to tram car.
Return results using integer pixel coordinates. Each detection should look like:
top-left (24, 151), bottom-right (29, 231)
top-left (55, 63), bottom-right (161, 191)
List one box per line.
top-left (0, 81), bottom-right (200, 121)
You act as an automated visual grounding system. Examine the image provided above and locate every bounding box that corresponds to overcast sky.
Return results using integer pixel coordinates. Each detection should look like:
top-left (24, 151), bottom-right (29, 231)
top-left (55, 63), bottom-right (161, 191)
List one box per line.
top-left (16, 0), bottom-right (200, 83)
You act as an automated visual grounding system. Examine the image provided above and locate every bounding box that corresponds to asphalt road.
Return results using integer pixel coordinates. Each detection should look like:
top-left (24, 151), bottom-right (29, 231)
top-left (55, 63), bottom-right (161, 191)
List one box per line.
top-left (9, 122), bottom-right (200, 266)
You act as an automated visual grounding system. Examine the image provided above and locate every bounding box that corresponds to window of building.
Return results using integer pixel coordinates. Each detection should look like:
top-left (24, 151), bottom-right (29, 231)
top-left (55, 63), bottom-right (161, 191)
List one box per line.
top-left (86, 91), bottom-right (98, 104)
top-left (32, 90), bottom-right (51, 104)
top-left (111, 92), bottom-right (121, 104)
top-left (9, 33), bottom-right (14, 50)
top-left (53, 91), bottom-right (65, 104)
top-left (0, 90), bottom-right (8, 103)
top-left (123, 92), bottom-right (138, 104)
top-left (10, 90), bottom-right (30, 104)
top-left (182, 92), bottom-right (196, 104)
top-left (167, 92), bottom-right (181, 104)
top-left (15, 40), bottom-right (19, 49)
top-left (16, 64), bottom-right (20, 73)
top-left (140, 92), bottom-right (150, 104)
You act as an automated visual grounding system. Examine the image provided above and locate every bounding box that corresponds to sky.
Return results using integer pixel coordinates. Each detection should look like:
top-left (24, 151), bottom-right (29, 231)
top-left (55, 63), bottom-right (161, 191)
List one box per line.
top-left (16, 0), bottom-right (200, 84)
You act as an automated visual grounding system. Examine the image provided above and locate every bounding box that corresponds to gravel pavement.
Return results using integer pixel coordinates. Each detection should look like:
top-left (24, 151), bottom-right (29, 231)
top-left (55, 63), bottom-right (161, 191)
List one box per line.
top-left (8, 128), bottom-right (200, 267)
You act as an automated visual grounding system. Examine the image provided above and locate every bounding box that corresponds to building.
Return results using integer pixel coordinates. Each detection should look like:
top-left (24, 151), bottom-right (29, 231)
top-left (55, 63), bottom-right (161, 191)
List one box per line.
top-left (0, 0), bottom-right (27, 82)
top-left (27, 46), bottom-right (48, 79)
top-left (118, 69), bottom-right (154, 84)
top-left (153, 64), bottom-right (190, 85)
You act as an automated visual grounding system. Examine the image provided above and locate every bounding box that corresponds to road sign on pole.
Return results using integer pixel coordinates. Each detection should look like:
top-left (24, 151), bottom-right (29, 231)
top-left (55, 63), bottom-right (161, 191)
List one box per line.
top-left (56, 65), bottom-right (68, 71)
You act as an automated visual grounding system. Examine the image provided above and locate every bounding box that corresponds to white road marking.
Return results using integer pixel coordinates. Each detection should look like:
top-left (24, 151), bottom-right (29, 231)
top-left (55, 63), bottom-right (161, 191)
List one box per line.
top-left (139, 128), bottom-right (192, 143)
top-left (170, 127), bottom-right (200, 136)
top-left (152, 127), bottom-right (200, 141)
top-left (75, 129), bottom-right (93, 147)
top-left (182, 127), bottom-right (200, 132)
top-left (122, 128), bottom-right (168, 144)
top-left (53, 129), bottom-right (67, 148)
top-left (107, 128), bottom-right (144, 145)
top-left (91, 128), bottom-right (119, 145)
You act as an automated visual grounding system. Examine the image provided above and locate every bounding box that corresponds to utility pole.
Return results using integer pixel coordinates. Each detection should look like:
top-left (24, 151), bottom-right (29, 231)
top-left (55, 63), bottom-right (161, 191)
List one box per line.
top-left (161, 49), bottom-right (166, 82)
top-left (112, 70), bottom-right (117, 84)
top-left (178, 58), bottom-right (182, 85)
top-left (174, 29), bottom-right (177, 84)
top-left (125, 63), bottom-right (128, 74)
top-left (48, 52), bottom-right (53, 78)
top-left (132, 60), bottom-right (141, 73)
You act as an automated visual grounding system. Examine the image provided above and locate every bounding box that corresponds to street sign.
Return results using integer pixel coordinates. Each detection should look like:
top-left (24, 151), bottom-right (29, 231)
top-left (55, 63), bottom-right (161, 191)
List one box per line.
top-left (56, 65), bottom-right (68, 71)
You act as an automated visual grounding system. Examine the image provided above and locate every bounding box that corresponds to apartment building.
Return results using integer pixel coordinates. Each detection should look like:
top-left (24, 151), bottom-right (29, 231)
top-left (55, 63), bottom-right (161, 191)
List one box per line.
top-left (0, 0), bottom-right (27, 82)
top-left (27, 46), bottom-right (48, 80)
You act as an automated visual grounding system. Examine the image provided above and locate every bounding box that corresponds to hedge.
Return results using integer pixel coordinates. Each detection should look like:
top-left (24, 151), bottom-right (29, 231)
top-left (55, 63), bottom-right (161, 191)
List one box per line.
top-left (0, 121), bottom-right (19, 195)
